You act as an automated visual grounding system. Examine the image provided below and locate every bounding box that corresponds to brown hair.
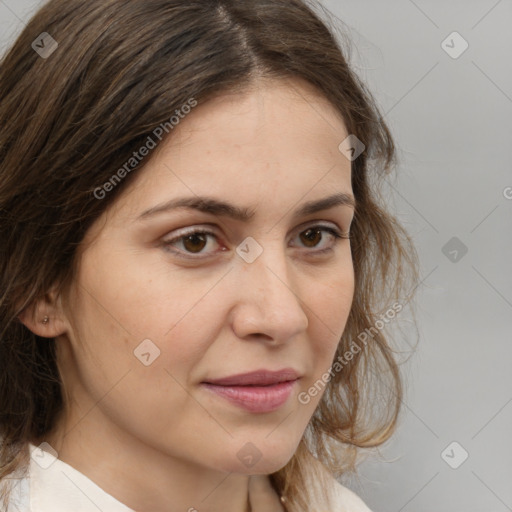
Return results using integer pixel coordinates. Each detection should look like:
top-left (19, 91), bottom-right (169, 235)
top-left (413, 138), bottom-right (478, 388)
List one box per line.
top-left (0, 0), bottom-right (419, 510)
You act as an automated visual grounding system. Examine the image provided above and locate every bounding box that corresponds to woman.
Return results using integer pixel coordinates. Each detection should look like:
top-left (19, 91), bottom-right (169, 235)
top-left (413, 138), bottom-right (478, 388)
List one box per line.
top-left (0, 0), bottom-right (419, 510)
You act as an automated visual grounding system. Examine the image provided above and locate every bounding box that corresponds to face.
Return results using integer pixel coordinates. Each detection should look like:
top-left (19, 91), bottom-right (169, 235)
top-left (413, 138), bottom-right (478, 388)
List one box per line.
top-left (47, 77), bottom-right (355, 477)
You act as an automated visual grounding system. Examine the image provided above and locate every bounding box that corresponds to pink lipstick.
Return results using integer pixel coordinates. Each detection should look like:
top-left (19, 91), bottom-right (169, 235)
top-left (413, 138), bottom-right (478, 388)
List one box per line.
top-left (201, 369), bottom-right (300, 413)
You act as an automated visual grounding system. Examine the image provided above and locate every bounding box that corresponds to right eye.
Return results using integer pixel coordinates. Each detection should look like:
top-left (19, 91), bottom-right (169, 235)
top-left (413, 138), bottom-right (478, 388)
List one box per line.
top-left (162, 227), bottom-right (225, 259)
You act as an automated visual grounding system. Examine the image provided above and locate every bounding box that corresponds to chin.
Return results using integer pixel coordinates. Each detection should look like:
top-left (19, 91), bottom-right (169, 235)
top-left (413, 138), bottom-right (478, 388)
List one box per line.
top-left (215, 439), bottom-right (298, 475)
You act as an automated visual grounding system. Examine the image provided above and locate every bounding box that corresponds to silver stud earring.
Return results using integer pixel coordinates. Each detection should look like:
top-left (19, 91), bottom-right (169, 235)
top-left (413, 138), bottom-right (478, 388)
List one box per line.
top-left (42, 316), bottom-right (49, 324)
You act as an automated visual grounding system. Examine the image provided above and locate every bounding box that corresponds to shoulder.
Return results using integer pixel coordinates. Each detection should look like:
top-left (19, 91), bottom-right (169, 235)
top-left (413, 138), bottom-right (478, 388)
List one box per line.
top-left (329, 478), bottom-right (373, 512)
top-left (0, 442), bottom-right (30, 512)
top-left (305, 455), bottom-right (373, 512)
top-left (0, 473), bottom-right (30, 512)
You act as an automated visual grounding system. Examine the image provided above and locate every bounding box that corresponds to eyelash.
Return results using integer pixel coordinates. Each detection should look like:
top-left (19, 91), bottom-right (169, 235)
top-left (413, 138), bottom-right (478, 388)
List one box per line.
top-left (162, 224), bottom-right (350, 260)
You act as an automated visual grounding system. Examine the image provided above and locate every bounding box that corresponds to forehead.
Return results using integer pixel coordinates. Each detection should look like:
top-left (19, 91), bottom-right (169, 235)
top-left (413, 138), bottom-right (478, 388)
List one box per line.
top-left (167, 77), bottom-right (349, 158)
top-left (107, 77), bottom-right (352, 223)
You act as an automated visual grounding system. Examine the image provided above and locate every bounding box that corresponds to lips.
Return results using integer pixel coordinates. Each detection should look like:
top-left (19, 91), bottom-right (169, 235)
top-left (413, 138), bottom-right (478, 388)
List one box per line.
top-left (201, 368), bottom-right (301, 413)
top-left (202, 368), bottom-right (300, 387)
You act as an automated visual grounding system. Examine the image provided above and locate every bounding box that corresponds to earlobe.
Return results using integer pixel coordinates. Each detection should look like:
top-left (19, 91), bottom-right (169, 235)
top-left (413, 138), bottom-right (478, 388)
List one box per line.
top-left (17, 294), bottom-right (68, 338)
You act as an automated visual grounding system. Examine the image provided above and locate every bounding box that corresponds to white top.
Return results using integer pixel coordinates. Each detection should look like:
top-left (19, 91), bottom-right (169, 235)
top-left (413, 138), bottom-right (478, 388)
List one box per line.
top-left (1, 442), bottom-right (373, 511)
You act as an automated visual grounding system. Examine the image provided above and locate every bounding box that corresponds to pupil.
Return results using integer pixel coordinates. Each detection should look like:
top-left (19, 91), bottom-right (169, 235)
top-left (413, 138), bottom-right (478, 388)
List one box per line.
top-left (184, 234), bottom-right (207, 253)
top-left (301, 228), bottom-right (321, 247)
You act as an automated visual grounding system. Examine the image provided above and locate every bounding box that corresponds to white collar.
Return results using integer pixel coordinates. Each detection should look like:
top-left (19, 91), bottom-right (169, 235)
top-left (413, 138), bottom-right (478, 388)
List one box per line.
top-left (26, 443), bottom-right (287, 512)
top-left (21, 442), bottom-right (372, 512)
top-left (28, 442), bottom-right (134, 511)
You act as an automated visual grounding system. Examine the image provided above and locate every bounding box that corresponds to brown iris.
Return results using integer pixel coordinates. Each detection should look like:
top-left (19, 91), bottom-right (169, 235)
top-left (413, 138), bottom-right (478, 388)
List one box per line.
top-left (300, 228), bottom-right (322, 248)
top-left (182, 233), bottom-right (208, 253)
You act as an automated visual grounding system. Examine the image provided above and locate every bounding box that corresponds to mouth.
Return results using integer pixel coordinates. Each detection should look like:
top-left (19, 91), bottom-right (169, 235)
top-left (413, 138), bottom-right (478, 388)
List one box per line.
top-left (201, 368), bottom-right (301, 413)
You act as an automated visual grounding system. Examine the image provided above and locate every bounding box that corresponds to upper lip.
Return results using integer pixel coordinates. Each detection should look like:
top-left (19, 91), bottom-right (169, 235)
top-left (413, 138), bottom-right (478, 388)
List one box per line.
top-left (202, 368), bottom-right (300, 386)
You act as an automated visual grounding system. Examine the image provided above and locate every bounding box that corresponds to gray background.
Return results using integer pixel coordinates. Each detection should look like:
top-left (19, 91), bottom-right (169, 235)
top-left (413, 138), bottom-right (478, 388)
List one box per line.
top-left (1, 1), bottom-right (511, 511)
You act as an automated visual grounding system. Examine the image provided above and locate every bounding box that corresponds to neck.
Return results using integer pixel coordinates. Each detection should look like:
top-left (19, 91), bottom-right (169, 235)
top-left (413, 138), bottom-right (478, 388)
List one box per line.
top-left (39, 407), bottom-right (256, 512)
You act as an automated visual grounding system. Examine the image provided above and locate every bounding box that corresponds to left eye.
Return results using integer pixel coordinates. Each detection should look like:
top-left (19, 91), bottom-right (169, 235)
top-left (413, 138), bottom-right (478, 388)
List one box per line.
top-left (162, 225), bottom-right (349, 259)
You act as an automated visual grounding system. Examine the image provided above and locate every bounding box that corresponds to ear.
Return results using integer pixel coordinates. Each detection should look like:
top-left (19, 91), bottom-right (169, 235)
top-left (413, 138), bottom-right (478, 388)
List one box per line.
top-left (17, 287), bottom-right (68, 339)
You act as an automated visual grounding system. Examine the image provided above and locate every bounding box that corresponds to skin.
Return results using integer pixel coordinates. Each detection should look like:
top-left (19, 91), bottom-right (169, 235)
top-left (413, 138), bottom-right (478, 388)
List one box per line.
top-left (20, 77), bottom-right (355, 512)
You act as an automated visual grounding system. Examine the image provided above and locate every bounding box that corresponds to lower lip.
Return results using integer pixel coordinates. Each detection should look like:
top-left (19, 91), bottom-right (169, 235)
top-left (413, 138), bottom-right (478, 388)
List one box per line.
top-left (201, 380), bottom-right (298, 413)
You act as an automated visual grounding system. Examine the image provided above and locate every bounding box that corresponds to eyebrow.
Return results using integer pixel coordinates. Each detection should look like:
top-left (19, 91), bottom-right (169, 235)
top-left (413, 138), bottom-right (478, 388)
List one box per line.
top-left (136, 192), bottom-right (355, 222)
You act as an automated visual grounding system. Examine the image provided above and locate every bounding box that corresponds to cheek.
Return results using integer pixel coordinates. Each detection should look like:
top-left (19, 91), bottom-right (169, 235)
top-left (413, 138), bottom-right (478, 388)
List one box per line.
top-left (308, 265), bottom-right (354, 346)
top-left (62, 274), bottom-right (218, 451)
top-left (301, 265), bottom-right (354, 399)
top-left (66, 251), bottom-right (226, 396)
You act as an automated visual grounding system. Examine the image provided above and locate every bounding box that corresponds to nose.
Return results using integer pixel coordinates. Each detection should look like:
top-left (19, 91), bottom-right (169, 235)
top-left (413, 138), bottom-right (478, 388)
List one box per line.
top-left (229, 246), bottom-right (309, 344)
